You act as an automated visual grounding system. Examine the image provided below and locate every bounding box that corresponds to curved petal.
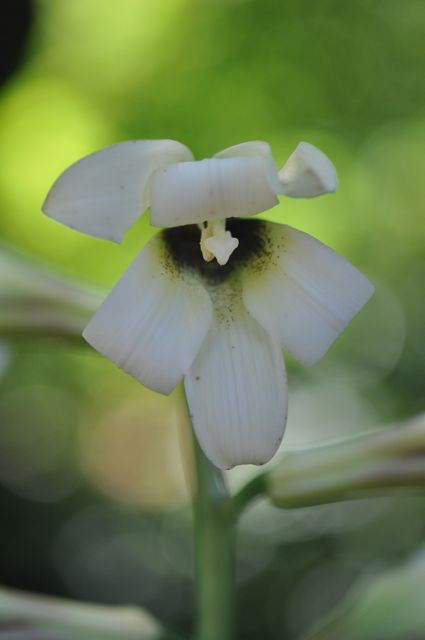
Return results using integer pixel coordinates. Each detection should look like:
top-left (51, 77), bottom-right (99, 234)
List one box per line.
top-left (185, 297), bottom-right (287, 469)
top-left (277, 142), bottom-right (338, 197)
top-left (42, 140), bottom-right (194, 242)
top-left (242, 223), bottom-right (374, 366)
top-left (149, 156), bottom-right (278, 228)
top-left (215, 140), bottom-right (337, 198)
top-left (215, 140), bottom-right (283, 193)
top-left (83, 234), bottom-right (212, 394)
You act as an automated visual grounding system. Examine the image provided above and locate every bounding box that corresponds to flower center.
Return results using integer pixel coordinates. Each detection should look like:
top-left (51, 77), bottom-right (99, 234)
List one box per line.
top-left (199, 219), bottom-right (239, 266)
top-left (162, 218), bottom-right (268, 285)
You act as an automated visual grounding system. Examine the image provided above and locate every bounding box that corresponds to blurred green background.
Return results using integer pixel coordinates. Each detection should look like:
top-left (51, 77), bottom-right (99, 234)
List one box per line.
top-left (0, 1), bottom-right (424, 638)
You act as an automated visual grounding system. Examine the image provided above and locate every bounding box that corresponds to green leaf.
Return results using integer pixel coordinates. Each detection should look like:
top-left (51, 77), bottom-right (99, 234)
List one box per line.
top-left (304, 549), bottom-right (425, 640)
top-left (0, 586), bottom-right (163, 640)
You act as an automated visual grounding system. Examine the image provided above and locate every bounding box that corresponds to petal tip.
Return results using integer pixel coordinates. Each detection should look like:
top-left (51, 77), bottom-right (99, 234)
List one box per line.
top-left (242, 224), bottom-right (376, 369)
top-left (205, 447), bottom-right (280, 471)
top-left (42, 139), bottom-right (194, 240)
top-left (278, 141), bottom-right (338, 198)
top-left (42, 195), bottom-right (124, 243)
top-left (300, 273), bottom-right (375, 367)
top-left (83, 321), bottom-right (177, 396)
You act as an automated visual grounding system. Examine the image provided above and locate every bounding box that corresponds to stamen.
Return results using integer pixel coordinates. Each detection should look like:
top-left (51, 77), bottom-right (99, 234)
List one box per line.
top-left (200, 219), bottom-right (239, 266)
top-left (200, 226), bottom-right (215, 262)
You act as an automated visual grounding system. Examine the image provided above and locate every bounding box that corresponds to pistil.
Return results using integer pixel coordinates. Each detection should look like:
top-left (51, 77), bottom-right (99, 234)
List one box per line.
top-left (200, 219), bottom-right (239, 266)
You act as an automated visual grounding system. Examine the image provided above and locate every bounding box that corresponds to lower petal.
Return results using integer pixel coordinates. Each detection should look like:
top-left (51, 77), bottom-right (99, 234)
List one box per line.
top-left (185, 299), bottom-right (287, 469)
top-left (83, 234), bottom-right (212, 394)
top-left (242, 223), bottom-right (374, 366)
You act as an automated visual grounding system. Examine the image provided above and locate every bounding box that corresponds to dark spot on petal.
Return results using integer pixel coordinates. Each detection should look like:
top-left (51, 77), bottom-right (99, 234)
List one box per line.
top-left (162, 218), bottom-right (268, 284)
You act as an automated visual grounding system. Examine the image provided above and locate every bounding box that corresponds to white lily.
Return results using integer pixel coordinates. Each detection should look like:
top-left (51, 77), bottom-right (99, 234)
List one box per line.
top-left (42, 139), bottom-right (373, 469)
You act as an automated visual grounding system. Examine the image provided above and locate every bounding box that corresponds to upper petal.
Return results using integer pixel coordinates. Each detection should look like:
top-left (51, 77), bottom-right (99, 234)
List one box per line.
top-left (242, 223), bottom-right (374, 366)
top-left (215, 140), bottom-right (337, 198)
top-left (149, 155), bottom-right (278, 227)
top-left (215, 140), bottom-right (283, 193)
top-left (42, 140), bottom-right (194, 242)
top-left (277, 142), bottom-right (338, 197)
top-left (185, 292), bottom-right (287, 469)
top-left (83, 234), bottom-right (212, 394)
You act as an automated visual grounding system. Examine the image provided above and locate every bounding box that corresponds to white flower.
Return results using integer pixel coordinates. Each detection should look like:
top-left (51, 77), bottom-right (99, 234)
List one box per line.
top-left (42, 139), bottom-right (373, 469)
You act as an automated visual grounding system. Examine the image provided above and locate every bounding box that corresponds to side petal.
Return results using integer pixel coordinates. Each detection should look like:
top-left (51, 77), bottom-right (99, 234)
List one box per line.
top-left (42, 140), bottom-right (194, 242)
top-left (185, 300), bottom-right (287, 469)
top-left (277, 142), bottom-right (338, 197)
top-left (83, 235), bottom-right (212, 394)
top-left (242, 223), bottom-right (374, 366)
top-left (149, 156), bottom-right (278, 228)
top-left (215, 140), bottom-right (337, 198)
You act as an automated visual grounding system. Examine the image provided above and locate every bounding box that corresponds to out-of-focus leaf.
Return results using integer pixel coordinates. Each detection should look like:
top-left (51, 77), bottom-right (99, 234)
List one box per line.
top-left (0, 245), bottom-right (103, 342)
top-left (0, 585), bottom-right (164, 640)
top-left (304, 549), bottom-right (425, 640)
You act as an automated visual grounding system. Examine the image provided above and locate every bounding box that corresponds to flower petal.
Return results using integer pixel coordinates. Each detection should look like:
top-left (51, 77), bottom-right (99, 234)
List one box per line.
top-left (277, 142), bottom-right (338, 197)
top-left (83, 234), bottom-right (212, 394)
top-left (215, 140), bottom-right (338, 198)
top-left (185, 298), bottom-right (287, 469)
top-left (42, 140), bottom-right (194, 242)
top-left (242, 223), bottom-right (374, 366)
top-left (149, 156), bottom-right (278, 227)
top-left (215, 140), bottom-right (283, 193)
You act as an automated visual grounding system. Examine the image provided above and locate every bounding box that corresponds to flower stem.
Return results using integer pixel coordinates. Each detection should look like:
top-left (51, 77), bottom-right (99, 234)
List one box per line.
top-left (232, 472), bottom-right (267, 517)
top-left (191, 432), bottom-right (236, 640)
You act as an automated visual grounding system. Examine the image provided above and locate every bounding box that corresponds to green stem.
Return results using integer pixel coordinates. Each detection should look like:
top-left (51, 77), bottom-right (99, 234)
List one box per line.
top-left (232, 472), bottom-right (267, 516)
top-left (191, 432), bottom-right (236, 640)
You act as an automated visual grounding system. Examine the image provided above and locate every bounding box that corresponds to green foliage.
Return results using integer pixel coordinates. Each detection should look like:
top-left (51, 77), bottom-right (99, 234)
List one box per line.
top-left (304, 549), bottom-right (425, 640)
